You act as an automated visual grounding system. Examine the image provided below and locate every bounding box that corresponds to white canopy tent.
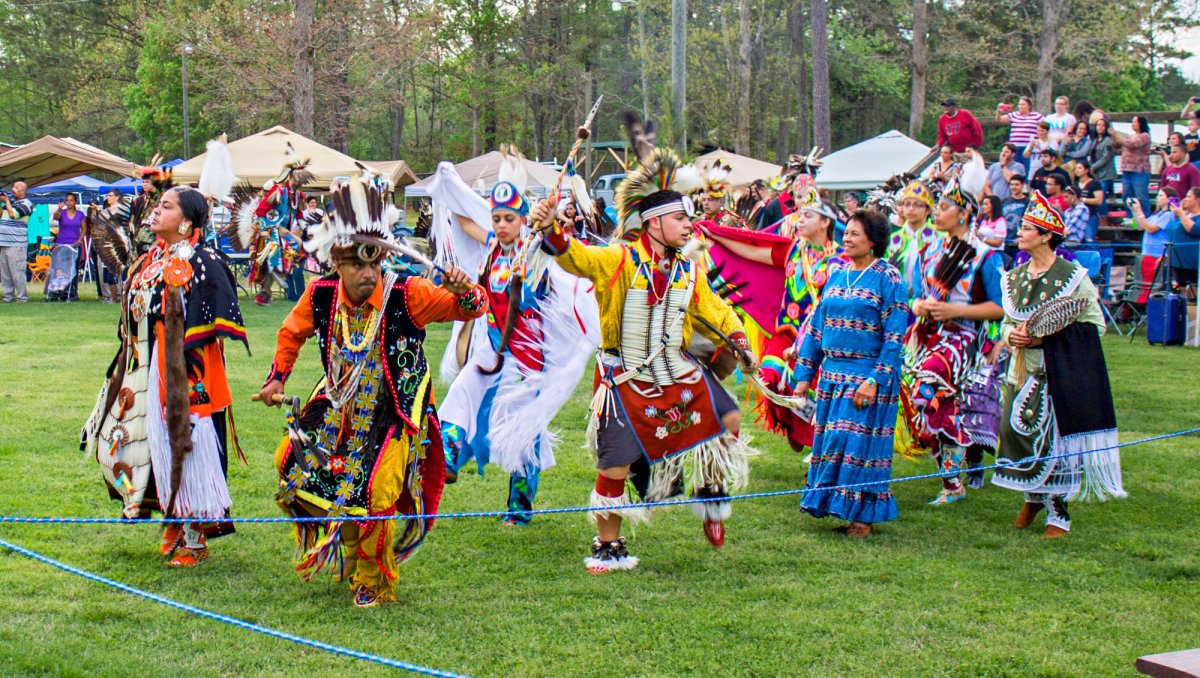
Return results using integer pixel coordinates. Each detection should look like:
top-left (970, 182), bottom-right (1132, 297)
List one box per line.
top-left (816, 130), bottom-right (932, 191)
top-left (693, 149), bottom-right (782, 189)
top-left (406, 151), bottom-right (561, 198)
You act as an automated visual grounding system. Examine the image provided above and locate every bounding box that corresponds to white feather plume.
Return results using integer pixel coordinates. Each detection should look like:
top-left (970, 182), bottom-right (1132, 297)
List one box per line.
top-left (960, 149), bottom-right (988, 199)
top-left (198, 134), bottom-right (237, 203)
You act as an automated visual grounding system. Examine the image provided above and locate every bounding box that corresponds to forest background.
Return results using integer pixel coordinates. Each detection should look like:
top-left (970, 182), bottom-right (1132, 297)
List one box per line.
top-left (0, 0), bottom-right (1197, 170)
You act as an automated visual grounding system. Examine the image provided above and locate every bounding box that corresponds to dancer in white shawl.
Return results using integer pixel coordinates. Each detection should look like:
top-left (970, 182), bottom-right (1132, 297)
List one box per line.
top-left (429, 151), bottom-right (599, 524)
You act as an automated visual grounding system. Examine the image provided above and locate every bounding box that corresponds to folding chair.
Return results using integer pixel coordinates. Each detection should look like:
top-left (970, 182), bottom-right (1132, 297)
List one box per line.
top-left (1103, 254), bottom-right (1167, 338)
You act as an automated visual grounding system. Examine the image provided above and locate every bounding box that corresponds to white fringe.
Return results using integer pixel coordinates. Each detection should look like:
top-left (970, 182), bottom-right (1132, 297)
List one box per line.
top-left (689, 499), bottom-right (732, 522)
top-left (146, 345), bottom-right (232, 520)
top-left (583, 554), bottom-right (639, 572)
top-left (646, 432), bottom-right (756, 502)
top-left (1064, 428), bottom-right (1127, 502)
top-left (588, 489), bottom-right (651, 526)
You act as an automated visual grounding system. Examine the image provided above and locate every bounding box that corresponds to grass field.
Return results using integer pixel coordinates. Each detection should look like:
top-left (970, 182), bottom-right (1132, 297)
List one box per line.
top-left (1, 282), bottom-right (1198, 677)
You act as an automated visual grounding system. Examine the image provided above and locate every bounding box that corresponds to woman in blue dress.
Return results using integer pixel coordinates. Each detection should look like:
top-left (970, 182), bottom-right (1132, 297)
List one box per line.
top-left (789, 209), bottom-right (908, 537)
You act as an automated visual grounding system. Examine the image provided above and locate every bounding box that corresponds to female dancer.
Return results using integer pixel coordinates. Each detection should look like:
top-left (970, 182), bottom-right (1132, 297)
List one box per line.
top-left (83, 186), bottom-right (247, 566)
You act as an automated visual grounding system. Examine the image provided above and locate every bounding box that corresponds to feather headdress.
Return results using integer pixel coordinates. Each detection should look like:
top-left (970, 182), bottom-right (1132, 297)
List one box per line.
top-left (272, 141), bottom-right (315, 186)
top-left (783, 148), bottom-right (823, 181)
top-left (197, 134), bottom-right (238, 204)
top-left (615, 111), bottom-right (702, 237)
top-left (302, 168), bottom-right (399, 265)
top-left (133, 152), bottom-right (175, 192)
top-left (700, 161), bottom-right (733, 198)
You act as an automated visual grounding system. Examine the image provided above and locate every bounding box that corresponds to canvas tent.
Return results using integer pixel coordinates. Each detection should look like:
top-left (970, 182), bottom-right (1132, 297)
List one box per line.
top-left (173, 126), bottom-right (375, 190)
top-left (96, 158), bottom-right (184, 195)
top-left (815, 130), bottom-right (932, 191)
top-left (694, 149), bottom-right (782, 188)
top-left (406, 151), bottom-right (562, 198)
top-left (0, 136), bottom-right (136, 187)
top-left (362, 160), bottom-right (419, 188)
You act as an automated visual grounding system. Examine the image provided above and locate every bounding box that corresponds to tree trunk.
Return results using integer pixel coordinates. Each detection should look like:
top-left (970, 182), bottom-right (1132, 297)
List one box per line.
top-left (671, 0), bottom-right (687, 153)
top-left (808, 0), bottom-right (830, 151)
top-left (908, 0), bottom-right (928, 139)
top-left (638, 1), bottom-right (650, 120)
top-left (1035, 0), bottom-right (1069, 112)
top-left (390, 101), bottom-right (405, 158)
top-left (292, 0), bottom-right (315, 137)
top-left (790, 0), bottom-right (810, 152)
top-left (734, 0), bottom-right (754, 155)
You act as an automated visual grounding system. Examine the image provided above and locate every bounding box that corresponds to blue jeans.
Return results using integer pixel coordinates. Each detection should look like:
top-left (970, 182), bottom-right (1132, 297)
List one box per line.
top-left (1122, 171), bottom-right (1150, 214)
top-left (1085, 214), bottom-right (1099, 242)
top-left (1098, 179), bottom-right (1113, 217)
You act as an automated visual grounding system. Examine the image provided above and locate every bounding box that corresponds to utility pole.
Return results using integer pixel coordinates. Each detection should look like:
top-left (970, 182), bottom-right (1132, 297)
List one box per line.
top-left (671, 0), bottom-right (687, 153)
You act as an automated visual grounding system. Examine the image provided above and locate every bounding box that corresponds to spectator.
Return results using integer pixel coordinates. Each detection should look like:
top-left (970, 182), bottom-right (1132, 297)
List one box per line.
top-left (1061, 186), bottom-right (1088, 248)
top-left (973, 195), bottom-right (1006, 249)
top-left (755, 177), bottom-right (789, 230)
top-left (1129, 187), bottom-right (1177, 302)
top-left (1024, 120), bottom-right (1058, 179)
top-left (924, 145), bottom-right (961, 186)
top-left (1074, 160), bottom-right (1104, 243)
top-left (995, 96), bottom-right (1044, 173)
top-left (1168, 187), bottom-right (1200, 289)
top-left (1090, 117), bottom-right (1118, 225)
top-left (0, 181), bottom-right (32, 303)
top-left (936, 98), bottom-right (983, 152)
top-left (1001, 175), bottom-right (1031, 259)
top-left (1073, 99), bottom-right (1097, 125)
top-left (983, 143), bottom-right (1024, 202)
top-left (1062, 120), bottom-right (1095, 172)
top-left (1158, 142), bottom-right (1200, 198)
top-left (1182, 107), bottom-right (1200, 171)
top-left (1116, 115), bottom-right (1152, 213)
top-left (1031, 148), bottom-right (1070, 196)
top-left (1045, 95), bottom-right (1076, 146)
top-left (1043, 174), bottom-right (1069, 213)
top-left (842, 191), bottom-right (863, 214)
top-left (52, 193), bottom-right (87, 301)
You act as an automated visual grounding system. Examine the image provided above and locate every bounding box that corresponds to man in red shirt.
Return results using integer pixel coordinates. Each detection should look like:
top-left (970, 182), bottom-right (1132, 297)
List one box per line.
top-left (936, 98), bottom-right (984, 153)
top-left (1159, 143), bottom-right (1200, 197)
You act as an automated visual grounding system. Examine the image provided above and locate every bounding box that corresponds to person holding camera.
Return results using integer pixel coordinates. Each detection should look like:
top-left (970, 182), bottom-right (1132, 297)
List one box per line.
top-left (1181, 97), bottom-right (1200, 171)
top-left (1159, 142), bottom-right (1200, 198)
top-left (0, 181), bottom-right (32, 303)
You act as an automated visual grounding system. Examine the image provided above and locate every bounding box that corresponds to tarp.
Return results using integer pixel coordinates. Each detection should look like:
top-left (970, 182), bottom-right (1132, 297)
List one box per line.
top-left (815, 130), bottom-right (932, 191)
top-left (97, 158), bottom-right (184, 195)
top-left (0, 136), bottom-right (136, 187)
top-left (694, 149), bottom-right (782, 189)
top-left (26, 174), bottom-right (108, 196)
top-left (362, 160), bottom-right (419, 188)
top-left (406, 151), bottom-right (562, 198)
top-left (172, 125), bottom-right (365, 190)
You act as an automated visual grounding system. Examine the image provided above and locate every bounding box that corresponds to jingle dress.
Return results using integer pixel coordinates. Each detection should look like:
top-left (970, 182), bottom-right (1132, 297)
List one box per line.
top-left (82, 235), bottom-right (247, 527)
top-left (265, 272), bottom-right (487, 601)
top-left (792, 260), bottom-right (907, 523)
top-left (992, 257), bottom-right (1123, 530)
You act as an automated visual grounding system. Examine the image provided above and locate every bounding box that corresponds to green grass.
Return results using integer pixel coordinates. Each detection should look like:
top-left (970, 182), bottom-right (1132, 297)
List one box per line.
top-left (1, 282), bottom-right (1198, 677)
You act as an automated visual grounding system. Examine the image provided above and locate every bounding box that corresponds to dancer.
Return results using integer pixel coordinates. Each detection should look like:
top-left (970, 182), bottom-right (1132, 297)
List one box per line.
top-left (82, 186), bottom-right (247, 567)
top-left (426, 156), bottom-right (598, 526)
top-left (904, 178), bottom-right (1004, 505)
top-left (693, 161), bottom-right (749, 230)
top-left (228, 146), bottom-right (311, 306)
top-left (994, 191), bottom-right (1124, 537)
top-left (703, 187), bottom-right (845, 453)
top-left (534, 127), bottom-right (756, 571)
top-left (886, 180), bottom-right (938, 301)
top-left (258, 171), bottom-right (486, 607)
top-left (127, 156), bottom-right (175, 256)
top-left (791, 210), bottom-right (906, 536)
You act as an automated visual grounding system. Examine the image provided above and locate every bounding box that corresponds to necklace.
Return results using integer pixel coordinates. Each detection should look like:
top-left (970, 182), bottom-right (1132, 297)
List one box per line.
top-left (847, 258), bottom-right (877, 288)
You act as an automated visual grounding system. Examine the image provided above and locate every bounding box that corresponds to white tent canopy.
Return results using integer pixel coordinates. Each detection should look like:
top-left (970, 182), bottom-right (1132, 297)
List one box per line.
top-left (693, 149), bottom-right (782, 189)
top-left (172, 125), bottom-right (379, 190)
top-left (406, 151), bottom-right (561, 198)
top-left (816, 130), bottom-right (932, 191)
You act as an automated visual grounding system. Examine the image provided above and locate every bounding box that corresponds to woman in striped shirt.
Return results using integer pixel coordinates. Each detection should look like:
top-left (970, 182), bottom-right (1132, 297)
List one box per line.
top-left (996, 96), bottom-right (1044, 174)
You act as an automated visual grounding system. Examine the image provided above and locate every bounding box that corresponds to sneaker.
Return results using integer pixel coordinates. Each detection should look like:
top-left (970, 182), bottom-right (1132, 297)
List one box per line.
top-left (928, 486), bottom-right (966, 506)
top-left (703, 519), bottom-right (725, 548)
top-left (165, 546), bottom-right (209, 567)
top-left (584, 536), bottom-right (638, 573)
top-left (353, 585), bottom-right (382, 608)
top-left (254, 293), bottom-right (271, 306)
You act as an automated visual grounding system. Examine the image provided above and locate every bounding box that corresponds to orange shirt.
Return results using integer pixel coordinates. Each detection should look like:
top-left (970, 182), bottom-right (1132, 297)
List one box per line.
top-left (272, 275), bottom-right (486, 378)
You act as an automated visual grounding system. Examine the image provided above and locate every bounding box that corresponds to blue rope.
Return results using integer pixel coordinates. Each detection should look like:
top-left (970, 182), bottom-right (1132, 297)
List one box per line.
top-left (0, 536), bottom-right (470, 677)
top-left (2, 426), bottom-right (1195, 526)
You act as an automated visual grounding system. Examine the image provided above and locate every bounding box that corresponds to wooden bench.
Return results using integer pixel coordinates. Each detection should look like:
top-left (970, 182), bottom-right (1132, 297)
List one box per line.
top-left (1137, 649), bottom-right (1200, 678)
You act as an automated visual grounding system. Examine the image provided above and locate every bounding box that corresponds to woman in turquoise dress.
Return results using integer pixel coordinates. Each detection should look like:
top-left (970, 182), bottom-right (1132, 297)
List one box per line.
top-left (790, 210), bottom-right (908, 537)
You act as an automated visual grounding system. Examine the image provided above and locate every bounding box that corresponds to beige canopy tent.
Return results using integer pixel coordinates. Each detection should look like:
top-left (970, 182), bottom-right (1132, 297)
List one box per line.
top-left (172, 125), bottom-right (373, 190)
top-left (406, 151), bottom-right (562, 198)
top-left (0, 136), bottom-right (136, 188)
top-left (694, 149), bottom-right (782, 189)
top-left (362, 160), bottom-right (419, 188)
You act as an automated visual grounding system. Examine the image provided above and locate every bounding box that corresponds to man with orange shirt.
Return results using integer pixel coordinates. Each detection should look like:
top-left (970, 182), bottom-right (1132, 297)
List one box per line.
top-left (257, 173), bottom-right (486, 608)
